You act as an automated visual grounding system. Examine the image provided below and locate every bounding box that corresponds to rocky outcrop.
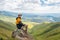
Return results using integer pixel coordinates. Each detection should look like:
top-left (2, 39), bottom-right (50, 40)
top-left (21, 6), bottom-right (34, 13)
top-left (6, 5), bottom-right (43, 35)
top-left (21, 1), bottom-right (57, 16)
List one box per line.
top-left (12, 25), bottom-right (34, 40)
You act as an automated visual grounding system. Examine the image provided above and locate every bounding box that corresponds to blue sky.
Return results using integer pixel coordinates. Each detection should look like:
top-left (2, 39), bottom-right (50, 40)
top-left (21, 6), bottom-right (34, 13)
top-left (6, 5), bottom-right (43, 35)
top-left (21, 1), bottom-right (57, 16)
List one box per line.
top-left (0, 0), bottom-right (60, 14)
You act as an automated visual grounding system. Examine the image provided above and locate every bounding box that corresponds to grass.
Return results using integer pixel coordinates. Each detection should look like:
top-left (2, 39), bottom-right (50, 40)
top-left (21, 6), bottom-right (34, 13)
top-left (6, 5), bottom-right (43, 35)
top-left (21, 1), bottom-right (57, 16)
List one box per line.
top-left (30, 22), bottom-right (60, 40)
top-left (0, 20), bottom-right (16, 40)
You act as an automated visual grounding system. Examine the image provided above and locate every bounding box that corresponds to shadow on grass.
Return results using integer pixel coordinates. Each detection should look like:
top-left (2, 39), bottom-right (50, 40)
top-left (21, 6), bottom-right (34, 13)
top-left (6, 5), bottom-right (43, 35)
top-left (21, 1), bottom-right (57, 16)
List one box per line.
top-left (0, 37), bottom-right (3, 40)
top-left (37, 23), bottom-right (60, 36)
top-left (46, 32), bottom-right (60, 38)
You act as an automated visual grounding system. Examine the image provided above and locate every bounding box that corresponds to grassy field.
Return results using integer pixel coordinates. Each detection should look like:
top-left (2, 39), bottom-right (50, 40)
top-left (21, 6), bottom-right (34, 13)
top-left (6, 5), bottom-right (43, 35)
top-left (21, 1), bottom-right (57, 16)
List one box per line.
top-left (30, 22), bottom-right (60, 40)
top-left (0, 20), bottom-right (16, 40)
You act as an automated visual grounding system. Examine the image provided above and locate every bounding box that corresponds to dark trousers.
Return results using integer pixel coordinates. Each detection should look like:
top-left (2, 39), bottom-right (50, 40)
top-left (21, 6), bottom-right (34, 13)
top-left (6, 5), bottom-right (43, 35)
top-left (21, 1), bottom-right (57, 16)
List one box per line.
top-left (16, 23), bottom-right (24, 29)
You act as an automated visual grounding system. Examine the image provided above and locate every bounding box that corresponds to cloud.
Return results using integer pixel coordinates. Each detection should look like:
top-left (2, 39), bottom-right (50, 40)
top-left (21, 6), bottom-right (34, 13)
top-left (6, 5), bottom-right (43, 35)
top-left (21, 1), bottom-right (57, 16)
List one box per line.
top-left (41, 0), bottom-right (60, 6)
top-left (0, 0), bottom-right (60, 13)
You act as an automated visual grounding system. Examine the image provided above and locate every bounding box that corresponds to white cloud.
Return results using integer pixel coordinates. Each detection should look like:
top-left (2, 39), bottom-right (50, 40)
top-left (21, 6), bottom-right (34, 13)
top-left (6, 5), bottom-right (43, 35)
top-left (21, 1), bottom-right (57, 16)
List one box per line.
top-left (0, 0), bottom-right (60, 13)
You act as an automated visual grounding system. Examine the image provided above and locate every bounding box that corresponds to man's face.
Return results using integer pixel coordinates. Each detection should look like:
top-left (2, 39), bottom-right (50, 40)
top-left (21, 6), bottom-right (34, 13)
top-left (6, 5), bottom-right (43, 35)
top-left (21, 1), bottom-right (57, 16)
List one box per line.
top-left (18, 15), bottom-right (21, 17)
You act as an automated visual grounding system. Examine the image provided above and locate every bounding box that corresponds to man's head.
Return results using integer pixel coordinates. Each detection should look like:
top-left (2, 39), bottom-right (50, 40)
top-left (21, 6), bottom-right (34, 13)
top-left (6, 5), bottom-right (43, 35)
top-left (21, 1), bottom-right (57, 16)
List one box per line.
top-left (18, 14), bottom-right (22, 17)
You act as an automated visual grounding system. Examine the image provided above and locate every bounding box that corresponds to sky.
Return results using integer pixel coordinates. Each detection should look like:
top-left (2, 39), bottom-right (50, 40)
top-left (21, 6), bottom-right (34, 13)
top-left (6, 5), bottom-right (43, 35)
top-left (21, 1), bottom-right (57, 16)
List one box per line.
top-left (0, 0), bottom-right (60, 13)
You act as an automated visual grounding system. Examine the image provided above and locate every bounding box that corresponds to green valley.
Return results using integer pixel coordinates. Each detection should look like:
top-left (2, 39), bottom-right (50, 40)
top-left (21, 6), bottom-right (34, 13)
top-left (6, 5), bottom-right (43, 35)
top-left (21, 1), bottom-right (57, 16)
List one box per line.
top-left (0, 12), bottom-right (60, 40)
top-left (30, 22), bottom-right (60, 40)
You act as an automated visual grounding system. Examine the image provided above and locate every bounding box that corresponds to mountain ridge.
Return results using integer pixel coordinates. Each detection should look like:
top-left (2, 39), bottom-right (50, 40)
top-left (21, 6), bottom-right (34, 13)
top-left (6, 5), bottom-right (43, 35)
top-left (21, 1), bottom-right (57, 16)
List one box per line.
top-left (0, 11), bottom-right (60, 22)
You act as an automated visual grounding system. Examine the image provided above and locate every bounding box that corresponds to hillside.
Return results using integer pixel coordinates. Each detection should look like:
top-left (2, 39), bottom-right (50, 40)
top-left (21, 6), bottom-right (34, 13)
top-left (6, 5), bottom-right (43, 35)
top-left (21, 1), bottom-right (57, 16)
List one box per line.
top-left (0, 20), bottom-right (35, 40)
top-left (30, 22), bottom-right (60, 40)
top-left (0, 20), bottom-right (16, 40)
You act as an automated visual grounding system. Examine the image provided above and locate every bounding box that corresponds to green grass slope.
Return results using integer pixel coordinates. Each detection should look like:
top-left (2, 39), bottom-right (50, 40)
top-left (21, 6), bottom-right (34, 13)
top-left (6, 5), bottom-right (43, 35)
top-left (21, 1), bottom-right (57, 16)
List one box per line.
top-left (30, 22), bottom-right (60, 40)
top-left (0, 20), bottom-right (16, 40)
top-left (0, 14), bottom-right (15, 24)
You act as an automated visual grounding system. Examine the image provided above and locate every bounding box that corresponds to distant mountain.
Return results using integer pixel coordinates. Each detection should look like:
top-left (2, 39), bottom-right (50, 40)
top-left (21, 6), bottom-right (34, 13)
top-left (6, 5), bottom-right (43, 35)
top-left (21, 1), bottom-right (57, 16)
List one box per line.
top-left (0, 11), bottom-right (60, 22)
top-left (0, 11), bottom-right (17, 17)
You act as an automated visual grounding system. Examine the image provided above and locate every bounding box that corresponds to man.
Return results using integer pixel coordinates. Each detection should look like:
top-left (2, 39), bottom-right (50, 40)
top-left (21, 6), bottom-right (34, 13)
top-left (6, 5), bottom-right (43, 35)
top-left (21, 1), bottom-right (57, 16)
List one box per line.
top-left (16, 14), bottom-right (25, 30)
top-left (12, 14), bottom-right (28, 38)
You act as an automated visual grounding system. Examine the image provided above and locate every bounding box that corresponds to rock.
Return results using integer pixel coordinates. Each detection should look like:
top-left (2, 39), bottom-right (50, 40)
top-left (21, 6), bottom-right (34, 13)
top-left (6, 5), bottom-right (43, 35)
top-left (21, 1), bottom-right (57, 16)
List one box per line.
top-left (12, 25), bottom-right (34, 40)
